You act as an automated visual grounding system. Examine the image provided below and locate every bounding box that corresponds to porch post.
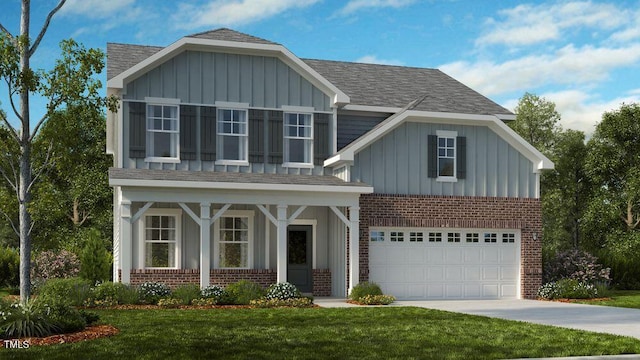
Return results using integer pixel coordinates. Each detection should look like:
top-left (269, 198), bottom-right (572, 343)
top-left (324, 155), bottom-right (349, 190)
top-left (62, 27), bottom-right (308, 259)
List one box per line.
top-left (200, 203), bottom-right (211, 289)
top-left (276, 204), bottom-right (288, 283)
top-left (120, 200), bottom-right (132, 284)
top-left (348, 205), bottom-right (360, 294)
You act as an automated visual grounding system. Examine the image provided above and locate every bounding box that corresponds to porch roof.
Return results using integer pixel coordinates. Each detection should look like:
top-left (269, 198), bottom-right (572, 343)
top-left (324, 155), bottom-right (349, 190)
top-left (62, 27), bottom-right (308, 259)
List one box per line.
top-left (109, 168), bottom-right (373, 194)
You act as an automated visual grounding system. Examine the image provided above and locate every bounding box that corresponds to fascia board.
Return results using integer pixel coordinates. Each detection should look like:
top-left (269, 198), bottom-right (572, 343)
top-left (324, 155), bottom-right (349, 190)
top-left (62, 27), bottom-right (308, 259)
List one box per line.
top-left (106, 38), bottom-right (350, 107)
top-left (489, 119), bottom-right (555, 171)
top-left (109, 178), bottom-right (373, 194)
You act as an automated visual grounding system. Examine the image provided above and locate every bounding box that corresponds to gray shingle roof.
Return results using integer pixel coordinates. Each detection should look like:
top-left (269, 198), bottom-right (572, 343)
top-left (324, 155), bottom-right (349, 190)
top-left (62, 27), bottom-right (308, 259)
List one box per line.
top-left (109, 168), bottom-right (370, 188)
top-left (187, 28), bottom-right (278, 45)
top-left (303, 59), bottom-right (511, 115)
top-left (107, 43), bottom-right (162, 80)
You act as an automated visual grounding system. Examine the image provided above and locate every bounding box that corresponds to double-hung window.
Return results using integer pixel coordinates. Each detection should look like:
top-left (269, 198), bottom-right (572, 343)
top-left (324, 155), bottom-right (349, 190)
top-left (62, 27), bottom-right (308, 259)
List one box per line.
top-left (437, 130), bottom-right (456, 180)
top-left (142, 209), bottom-right (181, 269)
top-left (146, 103), bottom-right (179, 161)
top-left (284, 112), bottom-right (313, 166)
top-left (217, 108), bottom-right (248, 163)
top-left (215, 211), bottom-right (254, 269)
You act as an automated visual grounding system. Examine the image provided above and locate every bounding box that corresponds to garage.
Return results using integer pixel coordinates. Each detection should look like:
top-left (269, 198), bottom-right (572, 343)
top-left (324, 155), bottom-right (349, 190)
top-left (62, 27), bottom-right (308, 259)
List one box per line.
top-left (369, 228), bottom-right (520, 300)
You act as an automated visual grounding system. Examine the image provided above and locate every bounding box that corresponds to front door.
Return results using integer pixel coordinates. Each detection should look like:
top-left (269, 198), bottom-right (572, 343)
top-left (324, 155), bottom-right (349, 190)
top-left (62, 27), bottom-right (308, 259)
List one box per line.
top-left (287, 225), bottom-right (312, 293)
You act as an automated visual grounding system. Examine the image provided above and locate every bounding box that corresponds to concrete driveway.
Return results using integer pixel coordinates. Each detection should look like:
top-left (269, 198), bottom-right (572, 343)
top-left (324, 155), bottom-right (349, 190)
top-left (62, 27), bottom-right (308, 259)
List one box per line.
top-left (393, 299), bottom-right (640, 340)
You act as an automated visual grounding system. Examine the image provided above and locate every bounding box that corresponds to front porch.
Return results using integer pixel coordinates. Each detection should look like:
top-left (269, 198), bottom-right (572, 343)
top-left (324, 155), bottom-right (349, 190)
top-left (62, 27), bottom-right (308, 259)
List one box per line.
top-left (109, 169), bottom-right (373, 297)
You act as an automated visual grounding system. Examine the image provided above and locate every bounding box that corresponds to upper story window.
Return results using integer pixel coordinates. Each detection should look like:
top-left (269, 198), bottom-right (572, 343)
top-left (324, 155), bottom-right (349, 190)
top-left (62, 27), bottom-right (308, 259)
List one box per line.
top-left (217, 108), bottom-right (248, 164)
top-left (146, 103), bottom-right (179, 161)
top-left (437, 130), bottom-right (456, 180)
top-left (284, 112), bottom-right (313, 166)
top-left (428, 130), bottom-right (466, 182)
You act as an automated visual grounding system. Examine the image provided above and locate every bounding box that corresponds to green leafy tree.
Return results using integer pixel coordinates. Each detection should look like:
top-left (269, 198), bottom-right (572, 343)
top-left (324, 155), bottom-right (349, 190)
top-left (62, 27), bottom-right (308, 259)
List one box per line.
top-left (510, 92), bottom-right (562, 155)
top-left (0, 1), bottom-right (117, 302)
top-left (79, 228), bottom-right (111, 283)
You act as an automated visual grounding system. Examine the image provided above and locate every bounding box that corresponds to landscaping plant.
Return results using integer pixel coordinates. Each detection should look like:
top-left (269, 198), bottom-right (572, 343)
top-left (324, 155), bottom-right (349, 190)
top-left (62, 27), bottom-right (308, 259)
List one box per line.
top-left (79, 229), bottom-right (111, 284)
top-left (0, 246), bottom-right (19, 288)
top-left (226, 280), bottom-right (265, 305)
top-left (171, 284), bottom-right (201, 305)
top-left (265, 282), bottom-right (301, 300)
top-left (349, 282), bottom-right (383, 302)
top-left (201, 284), bottom-right (228, 304)
top-left (30, 250), bottom-right (81, 289)
top-left (138, 282), bottom-right (171, 305)
top-left (37, 277), bottom-right (92, 307)
top-left (0, 300), bottom-right (56, 339)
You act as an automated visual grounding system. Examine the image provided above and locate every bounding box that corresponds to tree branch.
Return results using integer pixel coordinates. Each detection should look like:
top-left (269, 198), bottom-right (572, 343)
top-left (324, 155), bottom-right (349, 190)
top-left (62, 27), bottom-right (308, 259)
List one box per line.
top-left (0, 209), bottom-right (19, 237)
top-left (29, 104), bottom-right (56, 142)
top-left (0, 165), bottom-right (18, 193)
top-left (29, 0), bottom-right (67, 57)
top-left (0, 22), bottom-right (14, 39)
top-left (0, 109), bottom-right (20, 144)
top-left (27, 141), bottom-right (54, 194)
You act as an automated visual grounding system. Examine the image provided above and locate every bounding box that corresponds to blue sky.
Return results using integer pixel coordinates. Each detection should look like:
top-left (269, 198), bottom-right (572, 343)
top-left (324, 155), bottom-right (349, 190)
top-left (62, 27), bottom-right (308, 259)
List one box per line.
top-left (1, 0), bottom-right (640, 135)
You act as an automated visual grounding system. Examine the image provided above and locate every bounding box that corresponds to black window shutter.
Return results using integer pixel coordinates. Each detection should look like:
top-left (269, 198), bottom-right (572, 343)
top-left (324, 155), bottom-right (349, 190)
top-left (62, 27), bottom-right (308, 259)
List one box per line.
top-left (248, 109), bottom-right (264, 163)
top-left (129, 102), bottom-right (146, 158)
top-left (180, 105), bottom-right (197, 160)
top-left (268, 110), bottom-right (283, 163)
top-left (427, 134), bottom-right (437, 178)
top-left (314, 113), bottom-right (330, 165)
top-left (200, 106), bottom-right (216, 161)
top-left (456, 136), bottom-right (467, 179)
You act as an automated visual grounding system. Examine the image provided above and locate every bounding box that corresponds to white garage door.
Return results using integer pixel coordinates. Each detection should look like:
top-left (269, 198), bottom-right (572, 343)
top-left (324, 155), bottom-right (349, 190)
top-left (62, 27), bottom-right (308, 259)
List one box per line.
top-left (369, 228), bottom-right (520, 300)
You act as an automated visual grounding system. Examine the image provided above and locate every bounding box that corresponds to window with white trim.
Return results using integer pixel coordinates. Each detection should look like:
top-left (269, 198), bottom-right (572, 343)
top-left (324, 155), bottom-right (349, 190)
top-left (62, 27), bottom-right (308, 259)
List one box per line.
top-left (390, 231), bottom-right (404, 242)
top-left (502, 233), bottom-right (516, 243)
top-left (143, 209), bottom-right (181, 269)
top-left (409, 231), bottom-right (424, 242)
top-left (284, 112), bottom-right (313, 165)
top-left (447, 232), bottom-right (461, 243)
top-left (146, 104), bottom-right (179, 160)
top-left (370, 230), bottom-right (385, 242)
top-left (484, 232), bottom-right (498, 243)
top-left (466, 233), bottom-right (479, 243)
top-left (428, 232), bottom-right (443, 242)
top-left (217, 108), bottom-right (248, 162)
top-left (216, 211), bottom-right (253, 268)
top-left (437, 131), bottom-right (456, 179)
top-left (369, 228), bottom-right (518, 246)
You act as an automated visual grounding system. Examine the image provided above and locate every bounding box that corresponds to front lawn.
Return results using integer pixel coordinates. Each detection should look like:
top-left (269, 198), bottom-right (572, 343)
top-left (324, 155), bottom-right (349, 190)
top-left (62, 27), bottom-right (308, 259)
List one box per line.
top-left (3, 307), bottom-right (640, 359)
top-left (574, 290), bottom-right (640, 309)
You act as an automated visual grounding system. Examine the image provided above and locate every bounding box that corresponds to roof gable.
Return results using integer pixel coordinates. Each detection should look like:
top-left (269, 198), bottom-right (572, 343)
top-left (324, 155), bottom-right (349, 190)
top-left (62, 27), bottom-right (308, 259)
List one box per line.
top-left (187, 28), bottom-right (278, 45)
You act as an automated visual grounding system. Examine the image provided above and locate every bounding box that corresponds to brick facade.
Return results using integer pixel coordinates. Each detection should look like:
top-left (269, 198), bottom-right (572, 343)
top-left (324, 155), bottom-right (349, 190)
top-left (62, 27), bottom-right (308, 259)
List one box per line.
top-left (359, 194), bottom-right (542, 299)
top-left (312, 269), bottom-right (331, 296)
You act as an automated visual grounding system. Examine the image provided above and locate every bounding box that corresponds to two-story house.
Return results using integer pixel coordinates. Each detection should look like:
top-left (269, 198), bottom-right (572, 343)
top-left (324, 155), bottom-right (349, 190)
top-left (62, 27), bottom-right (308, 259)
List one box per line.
top-left (106, 29), bottom-right (552, 299)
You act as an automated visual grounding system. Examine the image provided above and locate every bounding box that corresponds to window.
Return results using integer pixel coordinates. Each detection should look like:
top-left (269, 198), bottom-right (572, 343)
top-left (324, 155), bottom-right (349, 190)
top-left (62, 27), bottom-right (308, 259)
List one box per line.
top-left (217, 108), bottom-right (248, 163)
top-left (484, 233), bottom-right (498, 243)
top-left (502, 233), bottom-right (516, 243)
top-left (215, 211), bottom-right (253, 268)
top-left (370, 230), bottom-right (385, 242)
top-left (447, 232), bottom-right (461, 243)
top-left (428, 232), bottom-right (442, 242)
top-left (437, 131), bottom-right (456, 179)
top-left (146, 104), bottom-right (179, 161)
top-left (466, 233), bottom-right (479, 243)
top-left (409, 231), bottom-right (424, 242)
top-left (284, 113), bottom-right (313, 165)
top-left (142, 209), bottom-right (181, 269)
top-left (390, 231), bottom-right (404, 242)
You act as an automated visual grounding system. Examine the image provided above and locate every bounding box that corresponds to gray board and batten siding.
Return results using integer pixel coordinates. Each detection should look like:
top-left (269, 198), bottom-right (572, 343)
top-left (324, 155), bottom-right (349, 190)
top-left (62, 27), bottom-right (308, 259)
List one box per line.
top-left (351, 122), bottom-right (537, 198)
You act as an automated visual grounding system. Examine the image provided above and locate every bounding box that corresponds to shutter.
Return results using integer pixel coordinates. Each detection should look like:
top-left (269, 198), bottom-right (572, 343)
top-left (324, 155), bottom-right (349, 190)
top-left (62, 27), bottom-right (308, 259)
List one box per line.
top-left (314, 113), bottom-right (330, 165)
top-left (427, 134), bottom-right (437, 178)
top-left (180, 105), bottom-right (197, 160)
top-left (200, 106), bottom-right (217, 161)
top-left (248, 109), bottom-right (265, 163)
top-left (268, 110), bottom-right (283, 164)
top-left (129, 102), bottom-right (146, 158)
top-left (456, 136), bottom-right (467, 179)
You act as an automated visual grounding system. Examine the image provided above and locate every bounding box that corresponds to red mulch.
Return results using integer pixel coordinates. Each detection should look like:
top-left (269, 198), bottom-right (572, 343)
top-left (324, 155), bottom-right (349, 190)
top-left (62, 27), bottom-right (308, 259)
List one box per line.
top-left (0, 325), bottom-right (119, 348)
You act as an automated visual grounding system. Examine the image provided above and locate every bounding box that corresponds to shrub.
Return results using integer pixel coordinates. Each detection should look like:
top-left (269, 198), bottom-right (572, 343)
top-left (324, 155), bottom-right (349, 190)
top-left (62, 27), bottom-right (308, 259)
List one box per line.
top-left (356, 294), bottom-right (396, 305)
top-left (250, 297), bottom-right (314, 308)
top-left (158, 298), bottom-right (181, 308)
top-left (31, 250), bottom-right (81, 285)
top-left (37, 277), bottom-right (92, 307)
top-left (79, 229), bottom-right (111, 284)
top-left (543, 249), bottom-right (611, 284)
top-left (79, 309), bottom-right (100, 326)
top-left (46, 303), bottom-right (86, 334)
top-left (266, 282), bottom-right (301, 300)
top-left (201, 285), bottom-right (228, 303)
top-left (138, 282), bottom-right (171, 305)
top-left (192, 298), bottom-right (217, 306)
top-left (226, 280), bottom-right (265, 305)
top-left (88, 281), bottom-right (140, 306)
top-left (349, 282), bottom-right (383, 301)
top-left (537, 282), bottom-right (561, 300)
top-left (0, 246), bottom-right (19, 287)
top-left (537, 279), bottom-right (599, 300)
top-left (172, 284), bottom-right (201, 305)
top-left (0, 300), bottom-right (56, 339)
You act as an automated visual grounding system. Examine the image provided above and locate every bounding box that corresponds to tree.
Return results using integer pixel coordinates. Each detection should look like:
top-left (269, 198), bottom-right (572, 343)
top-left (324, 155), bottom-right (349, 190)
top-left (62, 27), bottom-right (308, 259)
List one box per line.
top-left (79, 228), bottom-right (111, 284)
top-left (0, 1), bottom-right (116, 302)
top-left (510, 92), bottom-right (562, 155)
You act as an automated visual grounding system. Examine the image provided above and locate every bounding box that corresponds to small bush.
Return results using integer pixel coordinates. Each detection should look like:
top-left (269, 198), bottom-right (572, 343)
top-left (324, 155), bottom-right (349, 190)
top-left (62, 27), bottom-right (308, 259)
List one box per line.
top-left (537, 282), bottom-right (561, 300)
top-left (537, 279), bottom-right (599, 300)
top-left (172, 284), bottom-right (201, 305)
top-left (192, 298), bottom-right (217, 306)
top-left (46, 303), bottom-right (86, 334)
top-left (356, 294), bottom-right (396, 305)
top-left (349, 282), bottom-right (383, 301)
top-left (79, 309), bottom-right (100, 326)
top-left (37, 277), bottom-right (92, 307)
top-left (250, 297), bottom-right (314, 308)
top-left (138, 282), bottom-right (171, 305)
top-left (79, 229), bottom-right (111, 284)
top-left (0, 300), bottom-right (56, 339)
top-left (31, 250), bottom-right (81, 284)
top-left (0, 246), bottom-right (19, 287)
top-left (86, 281), bottom-right (140, 307)
top-left (158, 298), bottom-right (181, 308)
top-left (201, 285), bottom-right (228, 303)
top-left (266, 282), bottom-right (301, 300)
top-left (544, 249), bottom-right (611, 284)
top-left (226, 280), bottom-right (265, 305)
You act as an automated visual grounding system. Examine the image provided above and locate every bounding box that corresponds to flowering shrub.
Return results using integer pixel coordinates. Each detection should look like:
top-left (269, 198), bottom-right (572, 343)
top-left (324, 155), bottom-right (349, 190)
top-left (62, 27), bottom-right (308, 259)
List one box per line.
top-left (138, 282), bottom-right (171, 305)
top-left (87, 281), bottom-right (140, 306)
top-left (31, 250), bottom-right (80, 286)
top-left (266, 282), bottom-right (301, 300)
top-left (537, 282), bottom-right (561, 299)
top-left (250, 297), bottom-right (313, 308)
top-left (192, 298), bottom-right (218, 306)
top-left (0, 300), bottom-right (56, 339)
top-left (355, 294), bottom-right (396, 305)
top-left (349, 282), bottom-right (383, 301)
top-left (543, 249), bottom-right (611, 284)
top-left (201, 285), bottom-right (230, 304)
top-left (158, 298), bottom-right (181, 308)
top-left (537, 279), bottom-right (598, 300)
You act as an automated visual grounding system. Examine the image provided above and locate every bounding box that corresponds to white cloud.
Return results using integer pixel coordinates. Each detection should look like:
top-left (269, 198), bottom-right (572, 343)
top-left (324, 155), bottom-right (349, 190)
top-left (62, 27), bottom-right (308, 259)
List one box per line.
top-left (477, 1), bottom-right (626, 47)
top-left (440, 44), bottom-right (640, 96)
top-left (355, 55), bottom-right (404, 66)
top-left (60, 0), bottom-right (135, 19)
top-left (335, 0), bottom-right (416, 17)
top-left (172, 0), bottom-right (320, 29)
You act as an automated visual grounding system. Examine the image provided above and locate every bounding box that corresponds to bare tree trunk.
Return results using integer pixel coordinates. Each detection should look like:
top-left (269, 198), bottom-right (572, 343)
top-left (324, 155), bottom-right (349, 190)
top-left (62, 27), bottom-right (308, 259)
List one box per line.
top-left (18, 0), bottom-right (32, 304)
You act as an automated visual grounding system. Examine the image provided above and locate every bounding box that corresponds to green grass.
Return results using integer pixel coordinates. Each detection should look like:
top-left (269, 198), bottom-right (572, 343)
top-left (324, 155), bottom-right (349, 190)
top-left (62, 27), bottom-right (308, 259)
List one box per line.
top-left (3, 307), bottom-right (640, 359)
top-left (0, 288), bottom-right (9, 298)
top-left (574, 290), bottom-right (640, 309)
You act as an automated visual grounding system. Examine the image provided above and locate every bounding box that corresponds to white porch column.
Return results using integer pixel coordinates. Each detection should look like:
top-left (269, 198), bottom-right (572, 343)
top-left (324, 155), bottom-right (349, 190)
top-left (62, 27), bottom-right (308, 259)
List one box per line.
top-left (348, 206), bottom-right (360, 294)
top-left (276, 204), bottom-right (288, 283)
top-left (120, 200), bottom-right (132, 284)
top-left (200, 203), bottom-right (211, 289)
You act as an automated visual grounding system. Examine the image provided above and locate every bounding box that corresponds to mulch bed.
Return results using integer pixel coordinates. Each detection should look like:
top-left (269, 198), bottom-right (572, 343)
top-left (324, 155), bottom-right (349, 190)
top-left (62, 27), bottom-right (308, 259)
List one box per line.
top-left (539, 297), bottom-right (612, 303)
top-left (0, 325), bottom-right (119, 348)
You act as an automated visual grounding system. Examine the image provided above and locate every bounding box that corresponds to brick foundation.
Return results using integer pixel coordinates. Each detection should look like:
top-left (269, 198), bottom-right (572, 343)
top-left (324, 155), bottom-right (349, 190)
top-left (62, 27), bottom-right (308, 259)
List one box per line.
top-left (313, 269), bottom-right (331, 296)
top-left (359, 194), bottom-right (542, 299)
